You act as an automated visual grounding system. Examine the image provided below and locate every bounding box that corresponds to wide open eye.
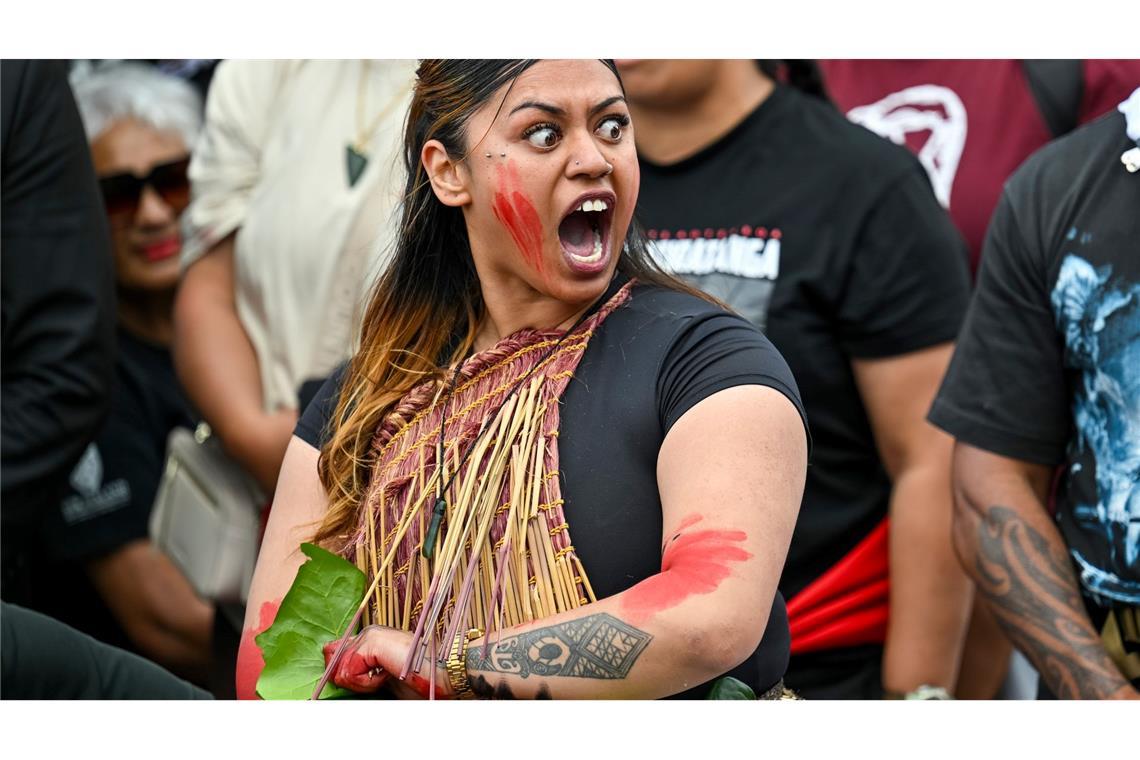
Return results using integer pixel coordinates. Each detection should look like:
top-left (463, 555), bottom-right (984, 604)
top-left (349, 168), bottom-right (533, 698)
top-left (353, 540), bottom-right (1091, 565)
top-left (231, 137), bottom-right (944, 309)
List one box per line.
top-left (524, 123), bottom-right (561, 149)
top-left (595, 115), bottom-right (629, 144)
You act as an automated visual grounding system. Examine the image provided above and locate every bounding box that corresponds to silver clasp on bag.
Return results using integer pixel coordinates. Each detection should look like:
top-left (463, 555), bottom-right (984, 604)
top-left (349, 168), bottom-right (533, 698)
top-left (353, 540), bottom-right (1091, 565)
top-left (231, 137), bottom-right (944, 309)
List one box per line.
top-left (193, 421), bottom-right (212, 444)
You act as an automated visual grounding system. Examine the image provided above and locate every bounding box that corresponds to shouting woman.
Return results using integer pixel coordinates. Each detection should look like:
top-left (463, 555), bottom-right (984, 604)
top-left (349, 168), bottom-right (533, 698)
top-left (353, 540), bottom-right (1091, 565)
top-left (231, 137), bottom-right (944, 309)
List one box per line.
top-left (237, 59), bottom-right (809, 700)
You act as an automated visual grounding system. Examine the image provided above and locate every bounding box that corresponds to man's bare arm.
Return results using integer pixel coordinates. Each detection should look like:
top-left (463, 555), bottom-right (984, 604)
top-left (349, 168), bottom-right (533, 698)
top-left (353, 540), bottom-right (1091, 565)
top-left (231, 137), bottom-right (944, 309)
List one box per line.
top-left (853, 344), bottom-right (973, 694)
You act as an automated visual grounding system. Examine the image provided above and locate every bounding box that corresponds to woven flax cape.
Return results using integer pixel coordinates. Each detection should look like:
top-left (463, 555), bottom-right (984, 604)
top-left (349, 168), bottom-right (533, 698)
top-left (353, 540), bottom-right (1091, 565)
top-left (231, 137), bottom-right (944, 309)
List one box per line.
top-left (341, 282), bottom-right (633, 675)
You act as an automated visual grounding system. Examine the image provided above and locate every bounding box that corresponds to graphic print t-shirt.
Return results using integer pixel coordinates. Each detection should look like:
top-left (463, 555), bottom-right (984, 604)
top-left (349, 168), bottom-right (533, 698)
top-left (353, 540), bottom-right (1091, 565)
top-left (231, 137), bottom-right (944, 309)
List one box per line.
top-left (636, 85), bottom-right (971, 601)
top-left (930, 109), bottom-right (1140, 605)
top-left (819, 59), bottom-right (1140, 272)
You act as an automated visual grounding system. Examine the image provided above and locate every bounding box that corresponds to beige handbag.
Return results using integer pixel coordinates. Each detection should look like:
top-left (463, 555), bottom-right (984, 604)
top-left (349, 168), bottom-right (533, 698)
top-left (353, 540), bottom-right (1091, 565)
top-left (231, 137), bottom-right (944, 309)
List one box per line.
top-left (149, 422), bottom-right (264, 604)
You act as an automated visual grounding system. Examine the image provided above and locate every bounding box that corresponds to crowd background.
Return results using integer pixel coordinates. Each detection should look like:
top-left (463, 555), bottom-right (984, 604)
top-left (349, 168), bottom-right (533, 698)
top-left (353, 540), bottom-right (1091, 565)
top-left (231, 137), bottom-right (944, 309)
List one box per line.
top-left (1, 57), bottom-right (1138, 702)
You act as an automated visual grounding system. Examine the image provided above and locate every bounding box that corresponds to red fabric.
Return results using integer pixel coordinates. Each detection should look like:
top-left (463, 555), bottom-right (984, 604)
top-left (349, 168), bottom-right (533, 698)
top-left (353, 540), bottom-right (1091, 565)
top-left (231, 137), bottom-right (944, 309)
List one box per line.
top-left (786, 517), bottom-right (890, 655)
top-left (818, 59), bottom-right (1140, 275)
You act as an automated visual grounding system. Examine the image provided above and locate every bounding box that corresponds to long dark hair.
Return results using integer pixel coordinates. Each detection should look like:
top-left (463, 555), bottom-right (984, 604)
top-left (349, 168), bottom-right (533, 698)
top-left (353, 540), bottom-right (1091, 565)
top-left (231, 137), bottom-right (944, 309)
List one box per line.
top-left (316, 59), bottom-right (707, 546)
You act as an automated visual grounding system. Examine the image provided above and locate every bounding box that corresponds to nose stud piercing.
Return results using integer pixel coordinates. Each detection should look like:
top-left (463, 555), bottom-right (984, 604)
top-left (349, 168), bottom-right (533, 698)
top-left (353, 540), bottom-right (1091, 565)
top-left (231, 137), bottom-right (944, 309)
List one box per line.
top-left (604, 162), bottom-right (614, 175)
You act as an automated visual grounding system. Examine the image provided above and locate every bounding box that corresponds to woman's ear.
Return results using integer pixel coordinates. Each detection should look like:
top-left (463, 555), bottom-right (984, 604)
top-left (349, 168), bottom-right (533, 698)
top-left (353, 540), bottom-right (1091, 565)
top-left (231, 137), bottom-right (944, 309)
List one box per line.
top-left (422, 139), bottom-right (471, 208)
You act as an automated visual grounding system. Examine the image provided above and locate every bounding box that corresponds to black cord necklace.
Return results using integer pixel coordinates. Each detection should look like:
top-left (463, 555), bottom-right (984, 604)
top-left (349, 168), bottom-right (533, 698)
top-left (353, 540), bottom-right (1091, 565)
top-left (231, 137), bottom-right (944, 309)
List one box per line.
top-left (420, 291), bottom-right (612, 558)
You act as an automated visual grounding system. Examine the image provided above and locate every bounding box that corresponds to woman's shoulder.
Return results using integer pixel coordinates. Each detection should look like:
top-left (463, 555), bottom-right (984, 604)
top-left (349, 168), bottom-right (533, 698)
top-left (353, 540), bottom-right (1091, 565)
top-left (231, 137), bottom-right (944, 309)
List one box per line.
top-left (623, 282), bottom-right (764, 337)
top-left (612, 281), bottom-right (807, 443)
top-left (604, 281), bottom-right (790, 380)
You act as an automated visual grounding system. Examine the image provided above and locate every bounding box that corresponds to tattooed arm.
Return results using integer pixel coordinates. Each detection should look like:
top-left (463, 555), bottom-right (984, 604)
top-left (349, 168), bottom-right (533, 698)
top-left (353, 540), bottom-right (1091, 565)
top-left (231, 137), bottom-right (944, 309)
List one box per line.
top-left (951, 443), bottom-right (1137, 700)
top-left (327, 385), bottom-right (807, 699)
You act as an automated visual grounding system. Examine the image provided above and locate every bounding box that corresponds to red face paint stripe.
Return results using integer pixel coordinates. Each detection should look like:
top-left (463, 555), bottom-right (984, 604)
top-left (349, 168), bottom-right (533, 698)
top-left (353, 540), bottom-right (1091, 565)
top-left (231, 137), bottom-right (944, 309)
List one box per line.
top-left (235, 600), bottom-right (279, 700)
top-left (493, 163), bottom-right (545, 275)
top-left (621, 515), bottom-right (752, 625)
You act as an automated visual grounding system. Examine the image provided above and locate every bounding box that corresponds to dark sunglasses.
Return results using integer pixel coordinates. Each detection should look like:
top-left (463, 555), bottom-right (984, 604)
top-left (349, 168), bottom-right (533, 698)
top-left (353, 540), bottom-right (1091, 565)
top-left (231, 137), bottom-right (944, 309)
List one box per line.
top-left (98, 157), bottom-right (191, 218)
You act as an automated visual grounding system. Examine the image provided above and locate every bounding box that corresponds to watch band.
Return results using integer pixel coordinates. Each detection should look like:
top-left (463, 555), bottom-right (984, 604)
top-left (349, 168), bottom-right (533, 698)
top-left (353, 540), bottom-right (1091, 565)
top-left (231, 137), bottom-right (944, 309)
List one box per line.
top-left (445, 628), bottom-right (483, 696)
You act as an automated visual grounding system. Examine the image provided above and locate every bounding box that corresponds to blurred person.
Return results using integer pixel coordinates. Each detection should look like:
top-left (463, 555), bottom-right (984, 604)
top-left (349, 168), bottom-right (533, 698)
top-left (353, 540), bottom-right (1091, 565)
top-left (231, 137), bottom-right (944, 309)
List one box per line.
top-left (1, 59), bottom-right (116, 603)
top-left (819, 60), bottom-right (1140, 275)
top-left (26, 62), bottom-right (213, 684)
top-left (619, 59), bottom-right (973, 699)
top-left (238, 59), bottom-right (809, 701)
top-left (929, 91), bottom-right (1140, 700)
top-left (1, 60), bottom-right (208, 702)
top-left (173, 59), bottom-right (415, 696)
top-left (174, 59), bottom-right (416, 500)
top-left (2, 602), bottom-right (210, 699)
top-left (821, 58), bottom-right (1140, 698)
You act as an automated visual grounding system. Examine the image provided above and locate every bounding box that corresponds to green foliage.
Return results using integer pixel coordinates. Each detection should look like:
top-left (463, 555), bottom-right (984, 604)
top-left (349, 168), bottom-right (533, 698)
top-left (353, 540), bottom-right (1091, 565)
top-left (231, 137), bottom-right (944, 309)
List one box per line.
top-left (255, 543), bottom-right (366, 700)
top-left (707, 676), bottom-right (758, 700)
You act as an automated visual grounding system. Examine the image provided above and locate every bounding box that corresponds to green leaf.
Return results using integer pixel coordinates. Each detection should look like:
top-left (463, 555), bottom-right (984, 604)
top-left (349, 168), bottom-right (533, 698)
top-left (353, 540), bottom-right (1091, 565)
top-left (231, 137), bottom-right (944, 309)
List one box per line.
top-left (255, 542), bottom-right (367, 700)
top-left (706, 676), bottom-right (757, 700)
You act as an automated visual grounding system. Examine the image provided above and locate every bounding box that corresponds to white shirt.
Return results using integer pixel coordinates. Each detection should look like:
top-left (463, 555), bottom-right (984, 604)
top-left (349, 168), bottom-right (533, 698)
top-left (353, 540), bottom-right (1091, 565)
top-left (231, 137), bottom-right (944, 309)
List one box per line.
top-left (181, 59), bottom-right (416, 411)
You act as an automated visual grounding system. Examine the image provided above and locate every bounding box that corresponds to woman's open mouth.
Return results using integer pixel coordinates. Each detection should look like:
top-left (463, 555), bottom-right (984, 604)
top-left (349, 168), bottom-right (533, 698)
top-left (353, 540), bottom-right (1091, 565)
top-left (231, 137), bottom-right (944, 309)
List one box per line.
top-left (558, 192), bottom-right (615, 274)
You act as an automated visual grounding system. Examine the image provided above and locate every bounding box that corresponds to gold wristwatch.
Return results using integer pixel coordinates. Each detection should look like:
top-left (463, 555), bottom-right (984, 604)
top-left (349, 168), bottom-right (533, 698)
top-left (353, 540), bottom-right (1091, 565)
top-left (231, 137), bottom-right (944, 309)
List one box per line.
top-left (445, 628), bottom-right (483, 697)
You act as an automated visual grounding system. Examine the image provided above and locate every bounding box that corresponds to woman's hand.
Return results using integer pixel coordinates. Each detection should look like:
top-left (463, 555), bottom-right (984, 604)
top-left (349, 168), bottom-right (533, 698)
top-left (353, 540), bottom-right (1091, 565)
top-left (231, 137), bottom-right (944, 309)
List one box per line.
top-left (322, 626), bottom-right (453, 699)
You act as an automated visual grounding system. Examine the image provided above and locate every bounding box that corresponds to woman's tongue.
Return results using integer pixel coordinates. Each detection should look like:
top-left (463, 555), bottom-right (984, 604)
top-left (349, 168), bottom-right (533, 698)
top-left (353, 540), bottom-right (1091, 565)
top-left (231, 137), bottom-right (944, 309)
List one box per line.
top-left (558, 211), bottom-right (595, 258)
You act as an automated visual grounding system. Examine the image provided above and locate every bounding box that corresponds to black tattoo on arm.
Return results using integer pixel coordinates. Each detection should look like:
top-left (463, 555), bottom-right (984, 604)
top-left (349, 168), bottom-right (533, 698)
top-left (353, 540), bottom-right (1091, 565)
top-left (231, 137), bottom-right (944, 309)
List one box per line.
top-left (465, 613), bottom-right (652, 698)
top-left (973, 505), bottom-right (1129, 699)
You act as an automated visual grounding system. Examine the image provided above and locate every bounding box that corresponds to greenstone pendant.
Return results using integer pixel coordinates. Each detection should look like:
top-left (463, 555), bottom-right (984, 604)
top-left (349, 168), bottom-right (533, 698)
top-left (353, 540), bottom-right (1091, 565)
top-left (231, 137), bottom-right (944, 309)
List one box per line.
top-left (345, 144), bottom-right (368, 187)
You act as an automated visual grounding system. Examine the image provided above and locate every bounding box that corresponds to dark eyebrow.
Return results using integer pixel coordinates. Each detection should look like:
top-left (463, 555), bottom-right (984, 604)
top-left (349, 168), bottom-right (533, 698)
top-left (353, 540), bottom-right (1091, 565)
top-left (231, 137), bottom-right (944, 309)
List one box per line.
top-left (508, 95), bottom-right (627, 118)
top-left (509, 100), bottom-right (566, 117)
top-left (589, 96), bottom-right (627, 116)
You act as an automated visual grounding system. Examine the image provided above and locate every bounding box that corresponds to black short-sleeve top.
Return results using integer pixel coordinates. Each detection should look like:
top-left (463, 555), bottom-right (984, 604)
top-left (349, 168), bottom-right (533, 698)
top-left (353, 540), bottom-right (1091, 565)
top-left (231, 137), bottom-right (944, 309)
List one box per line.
top-left (296, 279), bottom-right (810, 698)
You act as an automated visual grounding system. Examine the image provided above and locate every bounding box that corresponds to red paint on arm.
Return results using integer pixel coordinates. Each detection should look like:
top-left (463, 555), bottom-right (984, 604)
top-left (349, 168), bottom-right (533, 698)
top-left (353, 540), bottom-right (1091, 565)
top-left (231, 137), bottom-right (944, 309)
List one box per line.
top-left (492, 162), bottom-right (545, 274)
top-left (235, 600), bottom-right (280, 700)
top-left (621, 515), bottom-right (752, 624)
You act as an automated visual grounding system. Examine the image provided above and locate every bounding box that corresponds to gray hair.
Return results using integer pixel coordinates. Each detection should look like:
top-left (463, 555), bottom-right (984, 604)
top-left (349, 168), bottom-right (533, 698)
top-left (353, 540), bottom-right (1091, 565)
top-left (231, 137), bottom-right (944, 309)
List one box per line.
top-left (70, 61), bottom-right (203, 148)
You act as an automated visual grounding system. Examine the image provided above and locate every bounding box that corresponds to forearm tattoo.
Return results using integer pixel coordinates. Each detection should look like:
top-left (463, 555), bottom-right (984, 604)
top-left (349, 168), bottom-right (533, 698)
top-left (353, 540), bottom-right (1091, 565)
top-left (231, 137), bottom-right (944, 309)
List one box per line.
top-left (466, 612), bottom-right (652, 698)
top-left (974, 505), bottom-right (1127, 699)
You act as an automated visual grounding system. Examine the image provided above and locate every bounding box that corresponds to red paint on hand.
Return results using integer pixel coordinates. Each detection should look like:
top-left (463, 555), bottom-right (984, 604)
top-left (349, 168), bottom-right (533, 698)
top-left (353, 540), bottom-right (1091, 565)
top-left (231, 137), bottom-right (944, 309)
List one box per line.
top-left (235, 600), bottom-right (280, 700)
top-left (323, 638), bottom-right (389, 694)
top-left (492, 162), bottom-right (545, 275)
top-left (621, 514), bottom-right (752, 624)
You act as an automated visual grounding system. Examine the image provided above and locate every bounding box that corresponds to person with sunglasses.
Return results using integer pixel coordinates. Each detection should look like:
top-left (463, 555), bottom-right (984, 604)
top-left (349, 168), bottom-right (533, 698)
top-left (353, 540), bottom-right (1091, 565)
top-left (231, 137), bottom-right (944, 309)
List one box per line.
top-left (26, 61), bottom-right (215, 687)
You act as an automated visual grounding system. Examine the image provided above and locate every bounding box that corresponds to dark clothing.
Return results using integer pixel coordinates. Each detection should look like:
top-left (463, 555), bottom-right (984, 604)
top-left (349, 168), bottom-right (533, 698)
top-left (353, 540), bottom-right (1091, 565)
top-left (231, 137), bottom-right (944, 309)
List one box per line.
top-left (1, 60), bottom-right (116, 600)
top-left (634, 84), bottom-right (971, 697)
top-left (778, 643), bottom-right (883, 700)
top-left (297, 280), bottom-right (810, 699)
top-left (1, 602), bottom-right (210, 699)
top-left (930, 110), bottom-right (1140, 610)
top-left (29, 328), bottom-right (197, 649)
top-left (820, 59), bottom-right (1140, 272)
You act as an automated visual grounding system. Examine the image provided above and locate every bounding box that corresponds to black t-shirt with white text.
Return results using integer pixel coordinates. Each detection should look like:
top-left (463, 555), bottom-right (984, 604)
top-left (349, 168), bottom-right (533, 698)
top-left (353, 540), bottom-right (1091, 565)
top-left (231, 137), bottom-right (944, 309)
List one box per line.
top-left (930, 110), bottom-right (1140, 610)
top-left (297, 280), bottom-right (810, 698)
top-left (636, 85), bottom-right (971, 602)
